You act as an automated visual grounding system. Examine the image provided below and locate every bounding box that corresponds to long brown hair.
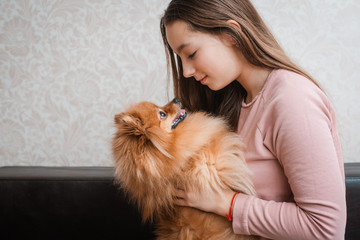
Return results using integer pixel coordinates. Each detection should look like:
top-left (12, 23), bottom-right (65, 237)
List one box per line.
top-left (160, 0), bottom-right (317, 131)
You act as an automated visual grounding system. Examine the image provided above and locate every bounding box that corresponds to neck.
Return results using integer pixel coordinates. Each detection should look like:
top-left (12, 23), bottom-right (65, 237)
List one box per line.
top-left (236, 62), bottom-right (271, 104)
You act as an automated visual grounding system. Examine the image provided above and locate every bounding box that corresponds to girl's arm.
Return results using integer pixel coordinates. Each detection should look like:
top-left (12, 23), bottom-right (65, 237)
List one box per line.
top-left (232, 81), bottom-right (346, 239)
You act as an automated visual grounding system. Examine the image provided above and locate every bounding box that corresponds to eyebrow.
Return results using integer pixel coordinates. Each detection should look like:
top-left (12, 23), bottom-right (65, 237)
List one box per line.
top-left (177, 43), bottom-right (190, 54)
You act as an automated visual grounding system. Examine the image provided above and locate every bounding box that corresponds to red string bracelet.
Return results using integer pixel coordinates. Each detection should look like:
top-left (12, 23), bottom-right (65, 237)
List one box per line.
top-left (226, 192), bottom-right (239, 222)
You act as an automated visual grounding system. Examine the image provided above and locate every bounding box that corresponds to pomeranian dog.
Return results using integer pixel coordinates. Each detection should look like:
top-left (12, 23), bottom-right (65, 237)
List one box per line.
top-left (112, 98), bottom-right (257, 240)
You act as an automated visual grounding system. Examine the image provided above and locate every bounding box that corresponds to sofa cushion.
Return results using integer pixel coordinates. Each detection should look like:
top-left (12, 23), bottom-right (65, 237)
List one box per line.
top-left (0, 167), bottom-right (155, 240)
top-left (0, 163), bottom-right (359, 239)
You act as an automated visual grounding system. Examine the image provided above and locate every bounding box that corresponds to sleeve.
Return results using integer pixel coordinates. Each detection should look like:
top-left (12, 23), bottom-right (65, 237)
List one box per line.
top-left (232, 82), bottom-right (346, 240)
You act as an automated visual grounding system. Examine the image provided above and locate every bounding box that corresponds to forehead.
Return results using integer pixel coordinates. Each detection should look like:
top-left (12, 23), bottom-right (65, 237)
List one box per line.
top-left (133, 101), bottom-right (177, 116)
top-left (165, 20), bottom-right (200, 53)
top-left (133, 102), bottom-right (157, 115)
top-left (165, 20), bottom-right (224, 56)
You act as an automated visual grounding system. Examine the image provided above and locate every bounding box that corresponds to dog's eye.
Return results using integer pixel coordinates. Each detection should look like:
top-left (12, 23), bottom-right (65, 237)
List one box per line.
top-left (159, 111), bottom-right (167, 119)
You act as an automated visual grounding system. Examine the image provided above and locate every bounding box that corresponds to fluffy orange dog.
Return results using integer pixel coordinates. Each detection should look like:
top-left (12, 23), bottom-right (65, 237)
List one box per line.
top-left (112, 98), bottom-right (257, 240)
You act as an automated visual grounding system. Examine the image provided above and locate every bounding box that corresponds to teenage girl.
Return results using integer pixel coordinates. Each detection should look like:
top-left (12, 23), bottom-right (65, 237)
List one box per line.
top-left (160, 0), bottom-right (346, 239)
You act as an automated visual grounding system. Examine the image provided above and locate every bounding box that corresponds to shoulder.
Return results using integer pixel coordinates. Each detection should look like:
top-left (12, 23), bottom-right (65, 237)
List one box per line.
top-left (258, 69), bottom-right (337, 148)
top-left (264, 69), bottom-right (323, 101)
top-left (262, 69), bottom-right (331, 117)
top-left (257, 70), bottom-right (340, 165)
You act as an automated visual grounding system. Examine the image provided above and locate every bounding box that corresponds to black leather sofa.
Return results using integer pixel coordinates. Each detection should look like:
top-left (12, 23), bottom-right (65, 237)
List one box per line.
top-left (0, 163), bottom-right (359, 240)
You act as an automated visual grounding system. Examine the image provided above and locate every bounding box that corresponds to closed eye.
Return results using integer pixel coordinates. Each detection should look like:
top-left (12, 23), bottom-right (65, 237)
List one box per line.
top-left (188, 51), bottom-right (197, 59)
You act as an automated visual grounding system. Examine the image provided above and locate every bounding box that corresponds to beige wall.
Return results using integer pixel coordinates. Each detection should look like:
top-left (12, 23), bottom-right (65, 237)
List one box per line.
top-left (0, 0), bottom-right (359, 166)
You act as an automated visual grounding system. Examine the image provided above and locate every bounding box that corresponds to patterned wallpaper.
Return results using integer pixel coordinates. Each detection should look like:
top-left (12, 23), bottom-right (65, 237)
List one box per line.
top-left (0, 0), bottom-right (359, 166)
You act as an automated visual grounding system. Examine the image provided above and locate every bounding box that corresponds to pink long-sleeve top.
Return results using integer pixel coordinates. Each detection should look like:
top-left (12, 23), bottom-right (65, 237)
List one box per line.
top-left (233, 69), bottom-right (346, 240)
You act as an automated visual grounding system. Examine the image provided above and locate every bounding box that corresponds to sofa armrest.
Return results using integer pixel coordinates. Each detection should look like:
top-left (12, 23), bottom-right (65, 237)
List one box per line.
top-left (345, 162), bottom-right (360, 240)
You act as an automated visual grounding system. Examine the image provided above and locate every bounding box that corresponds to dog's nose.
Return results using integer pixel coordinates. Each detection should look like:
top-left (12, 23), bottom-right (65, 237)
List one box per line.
top-left (172, 98), bottom-right (180, 104)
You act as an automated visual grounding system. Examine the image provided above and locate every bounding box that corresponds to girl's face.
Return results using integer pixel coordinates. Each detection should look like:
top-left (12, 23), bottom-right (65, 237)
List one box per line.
top-left (165, 20), bottom-right (246, 91)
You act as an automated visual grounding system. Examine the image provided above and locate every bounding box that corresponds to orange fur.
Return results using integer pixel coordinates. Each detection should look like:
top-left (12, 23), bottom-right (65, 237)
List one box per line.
top-left (113, 99), bottom-right (258, 239)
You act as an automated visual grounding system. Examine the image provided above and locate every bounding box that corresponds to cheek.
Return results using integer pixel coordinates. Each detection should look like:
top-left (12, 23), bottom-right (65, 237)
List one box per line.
top-left (215, 51), bottom-right (241, 78)
top-left (160, 119), bottom-right (173, 132)
top-left (201, 48), bottom-right (231, 74)
top-left (206, 56), bottom-right (241, 90)
top-left (197, 55), bottom-right (218, 75)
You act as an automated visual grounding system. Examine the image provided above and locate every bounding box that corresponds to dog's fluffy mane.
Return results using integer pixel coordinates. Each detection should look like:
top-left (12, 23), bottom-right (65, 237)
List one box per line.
top-left (112, 101), bottom-right (255, 223)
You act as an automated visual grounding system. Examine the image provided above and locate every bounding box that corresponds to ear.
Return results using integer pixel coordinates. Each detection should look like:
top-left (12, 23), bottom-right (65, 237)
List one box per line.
top-left (114, 112), bottom-right (145, 136)
top-left (226, 19), bottom-right (242, 30)
top-left (114, 112), bottom-right (135, 124)
top-left (114, 112), bottom-right (124, 124)
top-left (224, 19), bottom-right (243, 45)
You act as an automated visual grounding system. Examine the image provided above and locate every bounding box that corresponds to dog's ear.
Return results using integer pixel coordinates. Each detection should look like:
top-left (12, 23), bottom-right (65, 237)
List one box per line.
top-left (114, 112), bottom-right (133, 124)
top-left (114, 112), bottom-right (145, 136)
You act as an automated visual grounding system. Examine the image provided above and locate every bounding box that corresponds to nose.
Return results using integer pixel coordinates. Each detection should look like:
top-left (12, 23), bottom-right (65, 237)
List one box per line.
top-left (182, 61), bottom-right (195, 78)
top-left (172, 98), bottom-right (180, 104)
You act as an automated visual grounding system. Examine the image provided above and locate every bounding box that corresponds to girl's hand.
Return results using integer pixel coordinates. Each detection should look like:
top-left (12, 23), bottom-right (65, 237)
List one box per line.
top-left (174, 186), bottom-right (236, 218)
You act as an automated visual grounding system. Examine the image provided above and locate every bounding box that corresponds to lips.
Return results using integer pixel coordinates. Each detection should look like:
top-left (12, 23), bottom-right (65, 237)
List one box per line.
top-left (171, 109), bottom-right (187, 129)
top-left (197, 76), bottom-right (207, 85)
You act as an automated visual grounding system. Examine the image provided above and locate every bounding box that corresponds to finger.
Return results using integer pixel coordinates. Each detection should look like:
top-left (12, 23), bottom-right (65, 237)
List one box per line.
top-left (174, 197), bottom-right (187, 207)
top-left (175, 188), bottom-right (186, 198)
